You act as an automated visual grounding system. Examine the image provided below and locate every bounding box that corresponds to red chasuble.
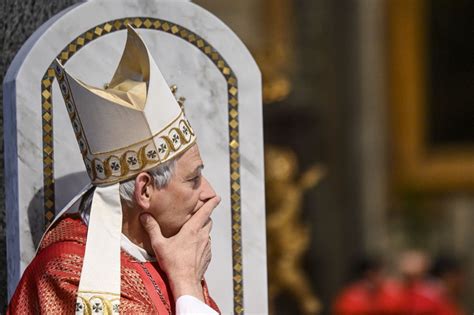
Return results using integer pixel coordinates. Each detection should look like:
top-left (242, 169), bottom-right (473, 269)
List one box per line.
top-left (7, 215), bottom-right (220, 314)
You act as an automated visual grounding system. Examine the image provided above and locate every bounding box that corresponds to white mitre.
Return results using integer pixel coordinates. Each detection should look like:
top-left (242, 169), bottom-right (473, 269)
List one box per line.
top-left (51, 25), bottom-right (196, 313)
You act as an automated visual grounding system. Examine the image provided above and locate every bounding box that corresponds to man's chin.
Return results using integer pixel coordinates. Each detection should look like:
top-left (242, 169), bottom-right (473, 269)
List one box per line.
top-left (163, 225), bottom-right (184, 238)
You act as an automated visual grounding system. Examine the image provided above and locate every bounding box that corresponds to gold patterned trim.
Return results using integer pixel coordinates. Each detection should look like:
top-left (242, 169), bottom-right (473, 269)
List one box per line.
top-left (42, 17), bottom-right (243, 314)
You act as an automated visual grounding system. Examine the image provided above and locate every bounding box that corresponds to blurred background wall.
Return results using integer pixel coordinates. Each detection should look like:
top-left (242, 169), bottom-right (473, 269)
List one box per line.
top-left (1, 0), bottom-right (473, 314)
top-left (194, 0), bottom-right (474, 313)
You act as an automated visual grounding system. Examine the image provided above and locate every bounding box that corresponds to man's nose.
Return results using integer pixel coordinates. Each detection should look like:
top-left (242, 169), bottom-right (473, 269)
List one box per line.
top-left (200, 176), bottom-right (216, 201)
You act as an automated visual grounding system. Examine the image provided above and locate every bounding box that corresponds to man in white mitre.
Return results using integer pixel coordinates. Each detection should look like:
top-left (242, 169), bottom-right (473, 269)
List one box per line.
top-left (7, 26), bottom-right (221, 314)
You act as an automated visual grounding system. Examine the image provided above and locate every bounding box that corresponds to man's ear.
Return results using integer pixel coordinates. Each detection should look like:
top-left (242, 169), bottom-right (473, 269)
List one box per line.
top-left (134, 172), bottom-right (154, 210)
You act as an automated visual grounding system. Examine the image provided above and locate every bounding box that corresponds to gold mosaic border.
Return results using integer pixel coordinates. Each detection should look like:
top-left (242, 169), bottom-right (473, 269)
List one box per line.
top-left (41, 17), bottom-right (243, 314)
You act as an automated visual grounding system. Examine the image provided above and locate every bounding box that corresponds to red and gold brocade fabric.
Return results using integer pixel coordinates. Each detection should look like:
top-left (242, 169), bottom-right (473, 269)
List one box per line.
top-left (7, 215), bottom-right (220, 314)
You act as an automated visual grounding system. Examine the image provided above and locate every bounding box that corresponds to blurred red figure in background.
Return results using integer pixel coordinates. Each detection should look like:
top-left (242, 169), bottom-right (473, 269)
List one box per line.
top-left (425, 255), bottom-right (466, 315)
top-left (397, 251), bottom-right (466, 315)
top-left (332, 256), bottom-right (405, 315)
top-left (333, 251), bottom-right (467, 315)
top-left (397, 250), bottom-right (437, 314)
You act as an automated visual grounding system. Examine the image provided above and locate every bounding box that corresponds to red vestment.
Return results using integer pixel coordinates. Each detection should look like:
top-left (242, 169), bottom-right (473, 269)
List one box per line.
top-left (332, 279), bottom-right (407, 315)
top-left (7, 215), bottom-right (220, 314)
top-left (401, 281), bottom-right (466, 315)
top-left (333, 279), bottom-right (466, 315)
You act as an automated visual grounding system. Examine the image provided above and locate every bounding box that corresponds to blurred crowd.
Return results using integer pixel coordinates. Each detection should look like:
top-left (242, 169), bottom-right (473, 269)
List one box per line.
top-left (332, 250), bottom-right (466, 315)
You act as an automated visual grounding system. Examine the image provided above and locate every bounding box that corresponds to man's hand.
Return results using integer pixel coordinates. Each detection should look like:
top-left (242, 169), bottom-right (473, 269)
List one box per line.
top-left (140, 196), bottom-right (221, 302)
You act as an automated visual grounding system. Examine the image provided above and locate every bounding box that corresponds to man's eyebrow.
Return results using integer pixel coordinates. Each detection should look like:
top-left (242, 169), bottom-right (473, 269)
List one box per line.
top-left (191, 164), bottom-right (204, 176)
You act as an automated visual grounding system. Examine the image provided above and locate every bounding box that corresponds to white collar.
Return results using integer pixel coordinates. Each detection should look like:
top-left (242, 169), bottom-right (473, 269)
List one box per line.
top-left (120, 233), bottom-right (156, 262)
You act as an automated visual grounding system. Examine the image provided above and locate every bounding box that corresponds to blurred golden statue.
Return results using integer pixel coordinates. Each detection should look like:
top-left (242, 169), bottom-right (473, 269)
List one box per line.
top-left (265, 145), bottom-right (325, 315)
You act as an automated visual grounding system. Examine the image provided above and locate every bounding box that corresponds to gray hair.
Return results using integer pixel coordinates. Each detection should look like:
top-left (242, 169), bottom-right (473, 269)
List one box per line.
top-left (79, 159), bottom-right (176, 215)
top-left (119, 159), bottom-right (176, 206)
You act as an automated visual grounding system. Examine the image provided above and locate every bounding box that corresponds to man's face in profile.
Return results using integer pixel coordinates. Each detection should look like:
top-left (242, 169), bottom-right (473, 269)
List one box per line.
top-left (147, 144), bottom-right (217, 237)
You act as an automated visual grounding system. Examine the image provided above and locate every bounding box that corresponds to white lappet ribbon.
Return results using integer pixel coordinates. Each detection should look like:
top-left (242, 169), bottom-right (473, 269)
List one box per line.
top-left (76, 183), bottom-right (123, 315)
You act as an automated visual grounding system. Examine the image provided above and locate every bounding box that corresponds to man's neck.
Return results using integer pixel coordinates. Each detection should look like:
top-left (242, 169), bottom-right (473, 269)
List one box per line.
top-left (121, 204), bottom-right (154, 255)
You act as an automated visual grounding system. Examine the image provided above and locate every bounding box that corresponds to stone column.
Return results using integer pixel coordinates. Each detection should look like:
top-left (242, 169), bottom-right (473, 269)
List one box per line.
top-left (355, 0), bottom-right (390, 254)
